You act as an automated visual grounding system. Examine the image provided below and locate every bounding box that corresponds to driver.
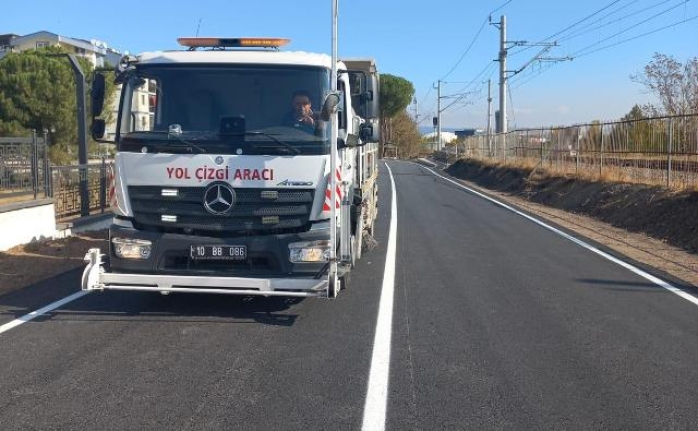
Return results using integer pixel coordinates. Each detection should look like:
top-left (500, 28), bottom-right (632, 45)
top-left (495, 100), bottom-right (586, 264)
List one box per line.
top-left (284, 90), bottom-right (322, 134)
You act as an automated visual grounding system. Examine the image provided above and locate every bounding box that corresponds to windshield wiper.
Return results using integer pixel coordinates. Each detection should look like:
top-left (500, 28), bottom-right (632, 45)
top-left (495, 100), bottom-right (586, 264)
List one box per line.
top-left (242, 131), bottom-right (301, 154)
top-left (166, 131), bottom-right (208, 153)
top-left (124, 131), bottom-right (208, 153)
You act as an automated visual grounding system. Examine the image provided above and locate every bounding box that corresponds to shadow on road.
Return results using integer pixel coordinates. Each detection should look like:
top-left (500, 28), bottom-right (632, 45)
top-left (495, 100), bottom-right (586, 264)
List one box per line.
top-left (0, 269), bottom-right (306, 327)
top-left (575, 277), bottom-right (698, 294)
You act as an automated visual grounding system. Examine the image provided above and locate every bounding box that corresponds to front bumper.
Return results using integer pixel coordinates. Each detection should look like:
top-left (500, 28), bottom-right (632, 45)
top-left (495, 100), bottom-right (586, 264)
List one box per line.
top-left (81, 220), bottom-right (333, 297)
top-left (107, 221), bottom-right (330, 278)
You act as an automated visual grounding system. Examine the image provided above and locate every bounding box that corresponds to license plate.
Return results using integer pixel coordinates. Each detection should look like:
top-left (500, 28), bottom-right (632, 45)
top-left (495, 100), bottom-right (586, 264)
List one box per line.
top-left (190, 245), bottom-right (247, 261)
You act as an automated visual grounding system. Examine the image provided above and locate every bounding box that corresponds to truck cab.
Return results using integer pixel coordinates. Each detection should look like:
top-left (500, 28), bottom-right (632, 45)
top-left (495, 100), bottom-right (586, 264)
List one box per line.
top-left (84, 37), bottom-right (379, 298)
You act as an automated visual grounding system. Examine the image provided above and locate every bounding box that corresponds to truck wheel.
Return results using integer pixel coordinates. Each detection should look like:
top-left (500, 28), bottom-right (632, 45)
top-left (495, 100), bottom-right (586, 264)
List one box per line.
top-left (350, 235), bottom-right (358, 267)
top-left (354, 209), bottom-right (364, 261)
top-left (328, 273), bottom-right (344, 298)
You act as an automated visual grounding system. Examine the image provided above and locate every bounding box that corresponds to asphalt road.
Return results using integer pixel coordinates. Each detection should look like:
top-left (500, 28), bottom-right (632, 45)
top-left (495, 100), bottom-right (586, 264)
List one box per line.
top-left (2, 160), bottom-right (698, 430)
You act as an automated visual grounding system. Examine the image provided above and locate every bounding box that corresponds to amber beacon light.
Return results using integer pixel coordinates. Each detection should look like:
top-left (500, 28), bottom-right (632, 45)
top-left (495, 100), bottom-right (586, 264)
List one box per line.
top-left (177, 37), bottom-right (291, 49)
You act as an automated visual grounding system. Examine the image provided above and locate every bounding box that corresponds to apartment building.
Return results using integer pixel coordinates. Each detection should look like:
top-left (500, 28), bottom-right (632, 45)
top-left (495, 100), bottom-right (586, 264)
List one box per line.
top-left (0, 31), bottom-right (155, 140)
top-left (0, 31), bottom-right (122, 67)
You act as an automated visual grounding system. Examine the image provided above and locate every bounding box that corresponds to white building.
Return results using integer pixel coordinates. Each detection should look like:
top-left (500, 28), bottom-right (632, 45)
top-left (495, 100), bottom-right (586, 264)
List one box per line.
top-left (0, 31), bottom-right (140, 140)
top-left (0, 31), bottom-right (122, 67)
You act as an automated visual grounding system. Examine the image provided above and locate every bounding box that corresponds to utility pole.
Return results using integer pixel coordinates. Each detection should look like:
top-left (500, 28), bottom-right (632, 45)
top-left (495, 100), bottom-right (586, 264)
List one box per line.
top-left (491, 15), bottom-right (571, 134)
top-left (47, 53), bottom-right (89, 216)
top-left (498, 15), bottom-right (507, 133)
top-left (487, 79), bottom-right (493, 155)
top-left (412, 97), bottom-right (419, 123)
top-left (435, 80), bottom-right (442, 150)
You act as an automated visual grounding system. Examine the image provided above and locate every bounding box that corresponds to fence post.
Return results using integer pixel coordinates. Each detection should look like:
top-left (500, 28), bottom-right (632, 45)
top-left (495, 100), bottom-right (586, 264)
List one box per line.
top-left (667, 117), bottom-right (673, 188)
top-left (540, 128), bottom-right (544, 167)
top-left (43, 130), bottom-right (51, 197)
top-left (99, 157), bottom-right (107, 213)
top-left (600, 124), bottom-right (604, 178)
top-left (526, 130), bottom-right (530, 160)
top-left (503, 132), bottom-right (508, 163)
top-left (80, 163), bottom-right (89, 216)
top-left (576, 126), bottom-right (581, 176)
top-left (31, 130), bottom-right (39, 199)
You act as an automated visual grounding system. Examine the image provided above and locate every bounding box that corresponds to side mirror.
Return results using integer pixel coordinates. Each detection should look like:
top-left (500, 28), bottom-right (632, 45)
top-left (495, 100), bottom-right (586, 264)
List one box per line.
top-left (91, 73), bottom-right (106, 118)
top-left (91, 119), bottom-right (107, 141)
top-left (321, 93), bottom-right (341, 121)
top-left (363, 74), bottom-right (380, 119)
top-left (360, 120), bottom-right (380, 143)
top-left (338, 134), bottom-right (360, 149)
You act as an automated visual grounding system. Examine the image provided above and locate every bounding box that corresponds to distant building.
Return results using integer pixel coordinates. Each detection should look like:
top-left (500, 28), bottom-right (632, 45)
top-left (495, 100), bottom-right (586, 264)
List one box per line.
top-left (0, 31), bottom-right (122, 67)
top-left (0, 30), bottom-right (129, 140)
top-left (0, 34), bottom-right (19, 54)
top-left (454, 129), bottom-right (484, 139)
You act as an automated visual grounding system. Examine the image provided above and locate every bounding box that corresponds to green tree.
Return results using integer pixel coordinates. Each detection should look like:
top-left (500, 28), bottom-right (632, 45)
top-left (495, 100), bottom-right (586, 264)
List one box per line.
top-left (0, 46), bottom-right (114, 164)
top-left (379, 74), bottom-right (415, 155)
top-left (622, 104), bottom-right (646, 121)
top-left (379, 74), bottom-right (414, 118)
top-left (615, 105), bottom-right (652, 153)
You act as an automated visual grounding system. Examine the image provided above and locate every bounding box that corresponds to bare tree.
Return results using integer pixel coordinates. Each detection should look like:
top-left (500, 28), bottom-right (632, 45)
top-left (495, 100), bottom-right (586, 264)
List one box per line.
top-left (632, 53), bottom-right (698, 116)
top-left (390, 111), bottom-right (422, 158)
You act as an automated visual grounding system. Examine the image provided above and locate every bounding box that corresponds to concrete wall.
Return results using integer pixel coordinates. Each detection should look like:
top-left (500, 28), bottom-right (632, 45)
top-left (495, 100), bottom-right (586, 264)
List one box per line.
top-left (0, 199), bottom-right (56, 251)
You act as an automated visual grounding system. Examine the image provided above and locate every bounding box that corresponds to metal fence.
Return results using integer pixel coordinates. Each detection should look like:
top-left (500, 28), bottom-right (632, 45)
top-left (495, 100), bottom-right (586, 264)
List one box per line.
top-left (1, 133), bottom-right (112, 219)
top-left (0, 132), bottom-right (51, 200)
top-left (49, 159), bottom-right (111, 220)
top-left (460, 113), bottom-right (698, 189)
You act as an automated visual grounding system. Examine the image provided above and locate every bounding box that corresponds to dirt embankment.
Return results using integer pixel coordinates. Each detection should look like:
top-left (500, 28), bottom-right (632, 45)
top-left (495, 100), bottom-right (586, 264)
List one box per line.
top-left (446, 159), bottom-right (698, 255)
top-left (0, 231), bottom-right (109, 296)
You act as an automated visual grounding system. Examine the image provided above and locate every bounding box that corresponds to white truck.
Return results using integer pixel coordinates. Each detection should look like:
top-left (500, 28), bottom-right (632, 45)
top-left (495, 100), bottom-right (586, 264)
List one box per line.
top-left (83, 36), bottom-right (380, 298)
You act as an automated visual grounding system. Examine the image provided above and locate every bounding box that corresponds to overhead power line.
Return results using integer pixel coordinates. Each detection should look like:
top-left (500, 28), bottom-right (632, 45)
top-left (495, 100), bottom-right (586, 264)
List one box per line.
top-left (542, 0), bottom-right (624, 42)
top-left (509, 61), bottom-right (556, 90)
top-left (573, 12), bottom-right (698, 59)
top-left (439, 0), bottom-right (515, 80)
top-left (440, 18), bottom-right (488, 81)
top-left (439, 62), bottom-right (497, 114)
top-left (508, 10), bottom-right (698, 90)
top-left (561, 0), bottom-right (642, 38)
top-left (507, 83), bottom-right (516, 128)
top-left (491, 0), bottom-right (513, 15)
top-left (509, 0), bottom-right (625, 58)
top-left (417, 87), bottom-right (433, 111)
top-left (559, 0), bottom-right (674, 42)
top-left (571, 0), bottom-right (691, 58)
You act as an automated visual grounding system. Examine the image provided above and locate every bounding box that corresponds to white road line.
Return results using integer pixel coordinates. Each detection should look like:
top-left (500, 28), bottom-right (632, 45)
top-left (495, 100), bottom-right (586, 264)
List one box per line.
top-left (421, 164), bottom-right (698, 307)
top-left (361, 163), bottom-right (398, 431)
top-left (0, 290), bottom-right (89, 335)
top-left (417, 157), bottom-right (437, 167)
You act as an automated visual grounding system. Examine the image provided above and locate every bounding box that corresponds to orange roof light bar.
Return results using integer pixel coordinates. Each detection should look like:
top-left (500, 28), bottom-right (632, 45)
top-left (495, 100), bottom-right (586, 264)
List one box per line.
top-left (177, 37), bottom-right (290, 49)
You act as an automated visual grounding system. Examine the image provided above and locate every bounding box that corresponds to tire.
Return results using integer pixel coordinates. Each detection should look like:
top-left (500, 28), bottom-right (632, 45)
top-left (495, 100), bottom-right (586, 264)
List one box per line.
top-left (328, 272), bottom-right (349, 297)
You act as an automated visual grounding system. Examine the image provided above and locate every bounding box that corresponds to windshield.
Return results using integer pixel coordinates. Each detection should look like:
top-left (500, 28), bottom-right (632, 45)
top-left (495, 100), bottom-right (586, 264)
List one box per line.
top-left (117, 65), bottom-right (331, 155)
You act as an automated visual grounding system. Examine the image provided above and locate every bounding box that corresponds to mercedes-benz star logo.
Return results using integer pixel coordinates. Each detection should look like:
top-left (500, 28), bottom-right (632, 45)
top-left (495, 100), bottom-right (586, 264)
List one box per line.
top-left (203, 183), bottom-right (236, 215)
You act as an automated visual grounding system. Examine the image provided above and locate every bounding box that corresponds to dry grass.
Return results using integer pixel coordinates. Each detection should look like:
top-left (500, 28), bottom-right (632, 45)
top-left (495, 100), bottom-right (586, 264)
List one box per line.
top-left (0, 191), bottom-right (48, 205)
top-left (466, 155), bottom-right (698, 191)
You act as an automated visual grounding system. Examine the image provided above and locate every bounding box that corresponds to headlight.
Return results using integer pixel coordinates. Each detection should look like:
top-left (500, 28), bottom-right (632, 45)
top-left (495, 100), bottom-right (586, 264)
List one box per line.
top-left (289, 240), bottom-right (331, 263)
top-left (112, 238), bottom-right (152, 260)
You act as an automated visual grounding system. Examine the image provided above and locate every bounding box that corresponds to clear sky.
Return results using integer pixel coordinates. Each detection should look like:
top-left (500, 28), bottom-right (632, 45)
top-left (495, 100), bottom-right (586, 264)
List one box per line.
top-left (2, 0), bottom-right (697, 130)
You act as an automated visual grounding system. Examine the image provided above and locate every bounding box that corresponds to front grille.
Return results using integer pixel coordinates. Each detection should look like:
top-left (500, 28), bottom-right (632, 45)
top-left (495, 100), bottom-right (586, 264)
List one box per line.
top-left (129, 186), bottom-right (315, 235)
